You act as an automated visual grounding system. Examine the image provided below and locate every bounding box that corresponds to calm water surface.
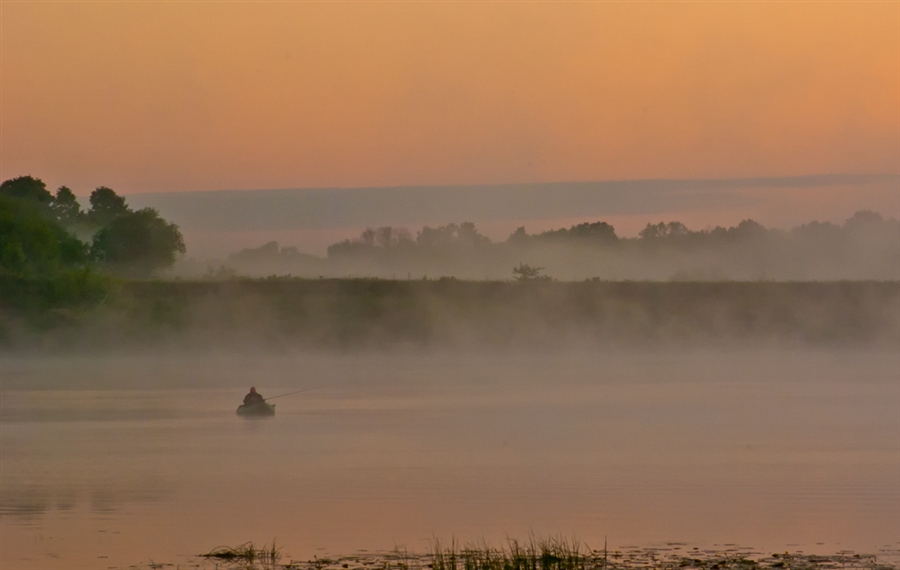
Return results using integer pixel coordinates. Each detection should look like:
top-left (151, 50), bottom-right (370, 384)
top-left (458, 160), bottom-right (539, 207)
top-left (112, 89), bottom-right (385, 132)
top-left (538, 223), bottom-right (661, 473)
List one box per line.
top-left (1, 350), bottom-right (898, 569)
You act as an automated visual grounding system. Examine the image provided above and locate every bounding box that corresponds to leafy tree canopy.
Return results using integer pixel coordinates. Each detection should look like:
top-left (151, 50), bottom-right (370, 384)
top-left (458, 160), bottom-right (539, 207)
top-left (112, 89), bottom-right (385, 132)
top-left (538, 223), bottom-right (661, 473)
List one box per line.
top-left (91, 207), bottom-right (185, 277)
top-left (1, 176), bottom-right (189, 279)
top-left (0, 175), bottom-right (53, 205)
top-left (51, 186), bottom-right (83, 225)
top-left (88, 186), bottom-right (130, 227)
top-left (0, 194), bottom-right (88, 276)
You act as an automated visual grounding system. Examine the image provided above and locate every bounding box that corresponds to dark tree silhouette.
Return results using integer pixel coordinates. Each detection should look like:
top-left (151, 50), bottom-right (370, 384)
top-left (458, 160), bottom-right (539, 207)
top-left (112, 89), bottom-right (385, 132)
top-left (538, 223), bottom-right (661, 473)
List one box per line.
top-left (457, 222), bottom-right (490, 247)
top-left (568, 221), bottom-right (618, 242)
top-left (91, 208), bottom-right (185, 276)
top-left (730, 219), bottom-right (767, 240)
top-left (639, 221), bottom-right (690, 240)
top-left (51, 186), bottom-right (82, 225)
top-left (417, 222), bottom-right (490, 249)
top-left (506, 226), bottom-right (529, 245)
top-left (328, 226), bottom-right (413, 258)
top-left (533, 221), bottom-right (618, 244)
top-left (88, 186), bottom-right (129, 226)
top-left (844, 210), bottom-right (884, 232)
top-left (375, 226), bottom-right (413, 249)
top-left (512, 263), bottom-right (546, 281)
top-left (0, 175), bottom-right (53, 204)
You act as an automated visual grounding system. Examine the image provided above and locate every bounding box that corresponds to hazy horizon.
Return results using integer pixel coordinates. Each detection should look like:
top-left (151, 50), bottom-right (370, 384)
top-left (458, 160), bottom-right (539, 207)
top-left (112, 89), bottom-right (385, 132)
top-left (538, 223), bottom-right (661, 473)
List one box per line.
top-left (118, 173), bottom-right (898, 257)
top-left (5, 1), bottom-right (897, 257)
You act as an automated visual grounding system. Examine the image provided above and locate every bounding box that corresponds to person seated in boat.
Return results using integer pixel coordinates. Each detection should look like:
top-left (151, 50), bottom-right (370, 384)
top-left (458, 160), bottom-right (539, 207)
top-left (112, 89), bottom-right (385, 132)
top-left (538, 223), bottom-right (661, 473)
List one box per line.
top-left (243, 387), bottom-right (265, 405)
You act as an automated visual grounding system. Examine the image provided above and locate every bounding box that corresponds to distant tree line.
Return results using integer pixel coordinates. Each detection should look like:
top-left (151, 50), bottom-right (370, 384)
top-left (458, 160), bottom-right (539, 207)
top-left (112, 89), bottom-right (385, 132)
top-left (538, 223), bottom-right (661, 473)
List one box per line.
top-left (226, 212), bottom-right (899, 280)
top-left (227, 240), bottom-right (323, 276)
top-left (327, 214), bottom-right (897, 254)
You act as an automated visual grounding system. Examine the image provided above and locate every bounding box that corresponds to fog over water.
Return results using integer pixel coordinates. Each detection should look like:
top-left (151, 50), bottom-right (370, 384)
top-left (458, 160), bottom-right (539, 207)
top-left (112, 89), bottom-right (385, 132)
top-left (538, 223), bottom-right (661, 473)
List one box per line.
top-left (2, 349), bottom-right (898, 569)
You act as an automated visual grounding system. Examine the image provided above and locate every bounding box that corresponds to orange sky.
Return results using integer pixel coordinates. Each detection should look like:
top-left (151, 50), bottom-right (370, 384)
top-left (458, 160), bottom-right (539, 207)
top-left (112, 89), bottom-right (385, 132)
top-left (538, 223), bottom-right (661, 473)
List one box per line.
top-left (1, 2), bottom-right (898, 196)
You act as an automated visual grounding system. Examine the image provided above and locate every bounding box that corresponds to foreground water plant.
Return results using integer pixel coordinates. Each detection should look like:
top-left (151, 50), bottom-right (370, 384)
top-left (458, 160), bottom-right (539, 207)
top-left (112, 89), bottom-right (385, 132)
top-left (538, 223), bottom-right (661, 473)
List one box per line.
top-left (180, 538), bottom-right (897, 570)
top-left (431, 537), bottom-right (599, 570)
top-left (200, 540), bottom-right (281, 564)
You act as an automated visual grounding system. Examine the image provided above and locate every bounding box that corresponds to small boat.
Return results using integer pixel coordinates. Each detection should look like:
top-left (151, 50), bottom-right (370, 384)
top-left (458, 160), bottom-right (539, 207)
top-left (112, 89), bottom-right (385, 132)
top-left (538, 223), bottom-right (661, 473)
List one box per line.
top-left (236, 401), bottom-right (276, 417)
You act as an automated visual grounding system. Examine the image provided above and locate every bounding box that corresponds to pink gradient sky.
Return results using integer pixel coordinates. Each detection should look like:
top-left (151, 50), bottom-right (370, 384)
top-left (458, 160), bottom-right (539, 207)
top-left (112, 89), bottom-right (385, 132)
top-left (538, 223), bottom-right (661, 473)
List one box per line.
top-left (1, 1), bottom-right (897, 253)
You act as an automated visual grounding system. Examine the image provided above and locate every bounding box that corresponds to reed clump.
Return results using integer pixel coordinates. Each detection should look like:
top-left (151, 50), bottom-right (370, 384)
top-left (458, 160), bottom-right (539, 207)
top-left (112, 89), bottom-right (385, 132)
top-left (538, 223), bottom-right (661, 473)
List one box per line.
top-left (431, 537), bottom-right (597, 570)
top-left (200, 540), bottom-right (281, 564)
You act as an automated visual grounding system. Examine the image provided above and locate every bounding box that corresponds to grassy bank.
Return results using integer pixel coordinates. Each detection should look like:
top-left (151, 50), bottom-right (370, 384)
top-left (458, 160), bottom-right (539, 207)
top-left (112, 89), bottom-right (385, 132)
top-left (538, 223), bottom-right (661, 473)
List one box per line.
top-left (2, 278), bottom-right (898, 350)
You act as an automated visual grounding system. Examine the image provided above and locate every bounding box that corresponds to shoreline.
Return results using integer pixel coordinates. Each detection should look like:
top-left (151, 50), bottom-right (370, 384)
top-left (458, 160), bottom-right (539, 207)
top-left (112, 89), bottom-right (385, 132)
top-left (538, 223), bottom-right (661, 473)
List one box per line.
top-left (131, 542), bottom-right (900, 570)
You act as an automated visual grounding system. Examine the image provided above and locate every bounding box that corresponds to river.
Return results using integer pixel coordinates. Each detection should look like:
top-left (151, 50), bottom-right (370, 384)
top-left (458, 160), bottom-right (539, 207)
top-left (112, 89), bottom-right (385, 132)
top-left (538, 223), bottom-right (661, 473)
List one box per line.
top-left (1, 349), bottom-right (898, 569)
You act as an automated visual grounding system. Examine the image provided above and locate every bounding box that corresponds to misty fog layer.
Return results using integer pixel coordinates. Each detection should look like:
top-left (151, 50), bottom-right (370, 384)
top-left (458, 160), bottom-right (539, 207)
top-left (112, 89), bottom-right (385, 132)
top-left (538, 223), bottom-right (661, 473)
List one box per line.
top-left (205, 211), bottom-right (899, 281)
top-left (3, 280), bottom-right (897, 352)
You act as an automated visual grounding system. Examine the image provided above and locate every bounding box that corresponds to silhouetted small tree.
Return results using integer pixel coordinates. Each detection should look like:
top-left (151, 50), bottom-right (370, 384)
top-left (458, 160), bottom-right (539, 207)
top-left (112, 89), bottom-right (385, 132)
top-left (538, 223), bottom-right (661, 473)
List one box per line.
top-left (512, 263), bottom-right (546, 281)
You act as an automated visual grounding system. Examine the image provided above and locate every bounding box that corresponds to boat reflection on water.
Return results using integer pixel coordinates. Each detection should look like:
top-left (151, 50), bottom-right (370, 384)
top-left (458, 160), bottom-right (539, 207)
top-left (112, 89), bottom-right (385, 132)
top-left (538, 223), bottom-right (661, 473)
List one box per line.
top-left (235, 401), bottom-right (275, 417)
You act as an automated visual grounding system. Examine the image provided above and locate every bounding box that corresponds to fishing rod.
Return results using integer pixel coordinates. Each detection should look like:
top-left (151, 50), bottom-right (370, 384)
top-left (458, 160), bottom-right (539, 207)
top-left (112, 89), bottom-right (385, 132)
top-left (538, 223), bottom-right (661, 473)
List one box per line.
top-left (264, 386), bottom-right (321, 401)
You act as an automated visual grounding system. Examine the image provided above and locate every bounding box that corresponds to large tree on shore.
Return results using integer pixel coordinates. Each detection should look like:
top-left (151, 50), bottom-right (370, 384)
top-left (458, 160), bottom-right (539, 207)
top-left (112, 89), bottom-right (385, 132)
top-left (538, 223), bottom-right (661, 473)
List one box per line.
top-left (0, 193), bottom-right (88, 275)
top-left (1, 176), bottom-right (187, 278)
top-left (90, 207), bottom-right (185, 277)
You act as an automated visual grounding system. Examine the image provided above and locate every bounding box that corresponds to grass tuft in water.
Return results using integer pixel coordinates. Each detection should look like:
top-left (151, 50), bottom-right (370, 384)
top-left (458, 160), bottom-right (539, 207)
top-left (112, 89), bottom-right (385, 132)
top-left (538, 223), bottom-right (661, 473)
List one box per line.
top-left (200, 539), bottom-right (281, 564)
top-left (431, 537), bottom-right (595, 570)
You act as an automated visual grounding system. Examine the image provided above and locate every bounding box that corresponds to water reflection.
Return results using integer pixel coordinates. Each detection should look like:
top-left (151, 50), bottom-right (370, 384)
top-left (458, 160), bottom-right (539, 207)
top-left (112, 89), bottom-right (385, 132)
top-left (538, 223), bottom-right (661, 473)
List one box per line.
top-left (0, 484), bottom-right (171, 522)
top-left (0, 390), bottom-right (190, 424)
top-left (1, 408), bottom-right (181, 423)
